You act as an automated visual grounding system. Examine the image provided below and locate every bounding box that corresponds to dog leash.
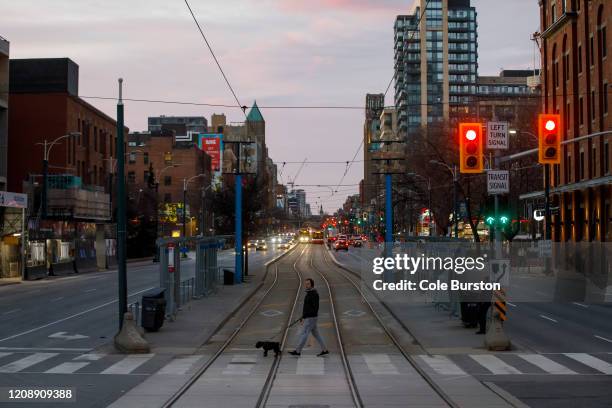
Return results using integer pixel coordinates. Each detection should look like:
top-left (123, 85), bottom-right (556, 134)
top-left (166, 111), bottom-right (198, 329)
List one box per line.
top-left (266, 318), bottom-right (302, 341)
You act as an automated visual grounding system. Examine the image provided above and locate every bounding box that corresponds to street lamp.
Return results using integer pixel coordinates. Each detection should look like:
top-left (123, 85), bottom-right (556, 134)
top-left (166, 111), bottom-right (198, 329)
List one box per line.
top-left (37, 132), bottom-right (81, 218)
top-left (429, 160), bottom-right (459, 238)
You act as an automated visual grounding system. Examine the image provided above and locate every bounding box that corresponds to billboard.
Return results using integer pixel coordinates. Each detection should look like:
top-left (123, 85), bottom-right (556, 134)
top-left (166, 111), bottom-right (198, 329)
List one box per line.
top-left (198, 134), bottom-right (223, 189)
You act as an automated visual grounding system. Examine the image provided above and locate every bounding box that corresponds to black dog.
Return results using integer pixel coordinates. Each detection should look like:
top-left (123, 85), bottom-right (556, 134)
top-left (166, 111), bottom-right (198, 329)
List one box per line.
top-left (255, 341), bottom-right (281, 357)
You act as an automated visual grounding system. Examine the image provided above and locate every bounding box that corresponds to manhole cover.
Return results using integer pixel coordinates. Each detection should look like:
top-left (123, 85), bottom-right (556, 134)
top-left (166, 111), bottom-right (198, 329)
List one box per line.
top-left (260, 309), bottom-right (283, 317)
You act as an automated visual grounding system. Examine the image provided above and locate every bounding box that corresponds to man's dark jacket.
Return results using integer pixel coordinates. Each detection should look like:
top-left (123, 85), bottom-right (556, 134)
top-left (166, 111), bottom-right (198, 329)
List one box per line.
top-left (302, 288), bottom-right (319, 318)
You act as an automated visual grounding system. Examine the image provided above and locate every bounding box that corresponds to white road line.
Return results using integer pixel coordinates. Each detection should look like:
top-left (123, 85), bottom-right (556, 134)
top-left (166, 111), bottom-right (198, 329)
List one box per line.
top-left (594, 335), bottom-right (612, 344)
top-left (73, 353), bottom-right (106, 361)
top-left (45, 362), bottom-right (89, 374)
top-left (539, 315), bottom-right (558, 323)
top-left (0, 286), bottom-right (156, 343)
top-left (0, 353), bottom-right (58, 373)
top-left (51, 297), bottom-right (64, 302)
top-left (564, 353), bottom-right (612, 374)
top-left (363, 354), bottom-right (399, 375)
top-left (158, 356), bottom-right (202, 375)
top-left (101, 354), bottom-right (154, 375)
top-left (418, 355), bottom-right (466, 376)
top-left (518, 354), bottom-right (577, 375)
top-left (507, 302), bottom-right (517, 307)
top-left (2, 309), bottom-right (20, 315)
top-left (0, 347), bottom-right (90, 352)
top-left (470, 355), bottom-right (522, 375)
top-left (0, 352), bottom-right (12, 359)
top-left (222, 355), bottom-right (257, 375)
top-left (296, 355), bottom-right (324, 375)
top-left (572, 302), bottom-right (588, 308)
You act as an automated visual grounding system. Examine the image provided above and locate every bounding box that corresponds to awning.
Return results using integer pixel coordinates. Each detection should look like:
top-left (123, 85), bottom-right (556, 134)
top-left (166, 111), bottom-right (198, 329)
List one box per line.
top-left (519, 175), bottom-right (612, 200)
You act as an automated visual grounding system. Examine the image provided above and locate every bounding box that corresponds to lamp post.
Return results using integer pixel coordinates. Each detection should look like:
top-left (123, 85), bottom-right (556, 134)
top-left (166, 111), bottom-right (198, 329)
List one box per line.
top-left (429, 160), bottom-right (458, 238)
top-left (37, 132), bottom-right (81, 218)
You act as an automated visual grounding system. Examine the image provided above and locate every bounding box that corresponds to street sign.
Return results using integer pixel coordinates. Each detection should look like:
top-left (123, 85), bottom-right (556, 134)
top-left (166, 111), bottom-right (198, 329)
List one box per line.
top-left (490, 259), bottom-right (510, 287)
top-left (487, 170), bottom-right (509, 195)
top-left (0, 191), bottom-right (28, 209)
top-left (486, 121), bottom-right (509, 150)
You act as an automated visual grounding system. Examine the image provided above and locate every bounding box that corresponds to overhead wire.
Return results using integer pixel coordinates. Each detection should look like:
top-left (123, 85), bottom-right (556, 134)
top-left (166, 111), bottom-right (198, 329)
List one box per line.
top-left (183, 0), bottom-right (246, 116)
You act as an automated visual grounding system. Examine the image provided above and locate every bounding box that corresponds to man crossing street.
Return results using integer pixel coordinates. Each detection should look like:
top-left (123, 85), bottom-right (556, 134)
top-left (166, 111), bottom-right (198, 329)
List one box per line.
top-left (289, 278), bottom-right (329, 357)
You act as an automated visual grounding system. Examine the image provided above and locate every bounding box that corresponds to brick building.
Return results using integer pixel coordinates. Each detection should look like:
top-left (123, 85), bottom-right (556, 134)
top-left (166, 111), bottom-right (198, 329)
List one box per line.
top-left (8, 58), bottom-right (126, 277)
top-left (537, 0), bottom-right (610, 242)
top-left (127, 130), bottom-right (211, 238)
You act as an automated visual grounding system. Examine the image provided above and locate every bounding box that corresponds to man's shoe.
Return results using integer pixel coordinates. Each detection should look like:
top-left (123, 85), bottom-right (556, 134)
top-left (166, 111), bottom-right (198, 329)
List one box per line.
top-left (289, 350), bottom-right (301, 356)
top-left (317, 350), bottom-right (329, 357)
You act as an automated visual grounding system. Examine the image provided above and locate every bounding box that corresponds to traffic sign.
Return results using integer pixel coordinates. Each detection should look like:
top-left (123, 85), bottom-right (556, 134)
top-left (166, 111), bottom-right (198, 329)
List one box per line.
top-left (487, 170), bottom-right (509, 195)
top-left (490, 259), bottom-right (510, 287)
top-left (486, 121), bottom-right (509, 150)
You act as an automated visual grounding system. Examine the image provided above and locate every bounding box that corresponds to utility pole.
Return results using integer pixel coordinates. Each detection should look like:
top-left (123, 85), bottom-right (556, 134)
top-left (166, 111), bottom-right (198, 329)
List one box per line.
top-left (116, 78), bottom-right (127, 330)
top-left (453, 165), bottom-right (458, 239)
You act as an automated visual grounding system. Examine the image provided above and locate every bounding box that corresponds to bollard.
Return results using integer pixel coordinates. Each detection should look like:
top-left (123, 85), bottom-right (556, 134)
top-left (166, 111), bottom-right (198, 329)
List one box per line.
top-left (485, 289), bottom-right (511, 351)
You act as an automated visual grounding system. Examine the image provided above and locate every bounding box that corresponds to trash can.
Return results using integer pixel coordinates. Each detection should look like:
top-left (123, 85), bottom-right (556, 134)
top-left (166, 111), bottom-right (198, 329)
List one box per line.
top-left (141, 288), bottom-right (166, 332)
top-left (223, 269), bottom-right (235, 285)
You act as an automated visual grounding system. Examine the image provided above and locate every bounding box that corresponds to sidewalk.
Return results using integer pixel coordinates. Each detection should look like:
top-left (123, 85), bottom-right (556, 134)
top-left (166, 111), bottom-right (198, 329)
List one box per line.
top-left (107, 249), bottom-right (288, 408)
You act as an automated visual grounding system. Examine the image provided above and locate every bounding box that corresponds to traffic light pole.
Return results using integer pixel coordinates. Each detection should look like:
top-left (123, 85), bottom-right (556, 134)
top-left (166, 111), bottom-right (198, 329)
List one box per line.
top-left (544, 163), bottom-right (551, 240)
top-left (453, 165), bottom-right (458, 239)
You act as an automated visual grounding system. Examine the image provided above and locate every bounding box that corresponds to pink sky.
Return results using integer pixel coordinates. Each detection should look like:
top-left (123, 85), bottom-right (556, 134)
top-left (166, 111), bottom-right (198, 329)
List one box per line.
top-left (1, 0), bottom-right (538, 212)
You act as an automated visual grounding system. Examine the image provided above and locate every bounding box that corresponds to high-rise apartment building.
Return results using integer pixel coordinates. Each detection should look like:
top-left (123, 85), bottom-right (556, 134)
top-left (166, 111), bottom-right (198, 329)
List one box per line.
top-left (394, 0), bottom-right (478, 134)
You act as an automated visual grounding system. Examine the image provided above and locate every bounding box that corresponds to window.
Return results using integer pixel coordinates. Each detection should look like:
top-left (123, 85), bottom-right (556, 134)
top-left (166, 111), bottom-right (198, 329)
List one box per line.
top-left (605, 142), bottom-right (610, 174)
top-left (144, 171), bottom-right (150, 183)
top-left (94, 127), bottom-right (98, 152)
top-left (591, 90), bottom-right (596, 120)
top-left (603, 26), bottom-right (607, 58)
top-left (577, 0), bottom-right (580, 11)
top-left (604, 83), bottom-right (609, 114)
top-left (592, 146), bottom-right (597, 177)
top-left (566, 154), bottom-right (572, 183)
top-left (579, 97), bottom-right (584, 125)
top-left (129, 152), bottom-right (136, 164)
top-left (164, 176), bottom-right (172, 186)
top-left (580, 151), bottom-right (585, 180)
top-left (128, 171), bottom-right (136, 183)
top-left (565, 53), bottom-right (570, 79)
top-left (144, 152), bottom-right (149, 164)
top-left (552, 4), bottom-right (557, 23)
top-left (590, 35), bottom-right (594, 65)
top-left (578, 45), bottom-right (583, 73)
top-left (164, 193), bottom-right (172, 203)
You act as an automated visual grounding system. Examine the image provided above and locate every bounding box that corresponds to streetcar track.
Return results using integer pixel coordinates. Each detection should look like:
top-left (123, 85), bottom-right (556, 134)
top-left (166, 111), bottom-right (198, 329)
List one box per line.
top-left (162, 244), bottom-right (305, 408)
top-left (317, 246), bottom-right (457, 408)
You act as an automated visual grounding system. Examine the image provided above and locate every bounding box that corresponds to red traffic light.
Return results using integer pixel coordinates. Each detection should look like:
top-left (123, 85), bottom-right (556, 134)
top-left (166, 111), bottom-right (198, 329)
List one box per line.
top-left (538, 114), bottom-right (561, 164)
top-left (459, 123), bottom-right (484, 174)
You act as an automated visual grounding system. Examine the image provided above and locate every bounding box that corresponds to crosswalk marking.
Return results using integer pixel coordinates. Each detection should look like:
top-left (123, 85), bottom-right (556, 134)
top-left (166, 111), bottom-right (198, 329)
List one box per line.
top-left (470, 355), bottom-right (522, 375)
top-left (0, 352), bottom-right (12, 360)
top-left (419, 355), bottom-right (466, 376)
top-left (296, 356), bottom-right (324, 375)
top-left (518, 354), bottom-right (577, 375)
top-left (222, 354), bottom-right (257, 375)
top-left (100, 354), bottom-right (154, 375)
top-left (0, 352), bottom-right (58, 373)
top-left (158, 356), bottom-right (202, 375)
top-left (74, 353), bottom-right (106, 361)
top-left (564, 353), bottom-right (612, 374)
top-left (45, 362), bottom-right (89, 374)
top-left (363, 354), bottom-right (399, 375)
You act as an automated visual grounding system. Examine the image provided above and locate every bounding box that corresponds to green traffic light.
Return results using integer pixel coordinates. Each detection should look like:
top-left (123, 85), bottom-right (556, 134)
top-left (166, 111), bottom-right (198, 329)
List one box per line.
top-left (485, 216), bottom-right (495, 226)
top-left (499, 215), bottom-right (510, 225)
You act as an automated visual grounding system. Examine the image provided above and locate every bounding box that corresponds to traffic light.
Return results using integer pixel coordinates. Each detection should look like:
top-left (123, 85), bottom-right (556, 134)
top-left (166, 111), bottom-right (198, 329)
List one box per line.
top-left (485, 215), bottom-right (495, 227)
top-left (538, 114), bottom-right (561, 164)
top-left (499, 215), bottom-right (510, 226)
top-left (459, 123), bottom-right (484, 173)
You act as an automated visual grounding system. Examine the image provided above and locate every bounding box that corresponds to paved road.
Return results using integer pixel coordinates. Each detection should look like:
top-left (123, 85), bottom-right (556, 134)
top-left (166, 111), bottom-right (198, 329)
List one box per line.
top-left (332, 245), bottom-right (612, 408)
top-left (0, 246), bottom-right (282, 408)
